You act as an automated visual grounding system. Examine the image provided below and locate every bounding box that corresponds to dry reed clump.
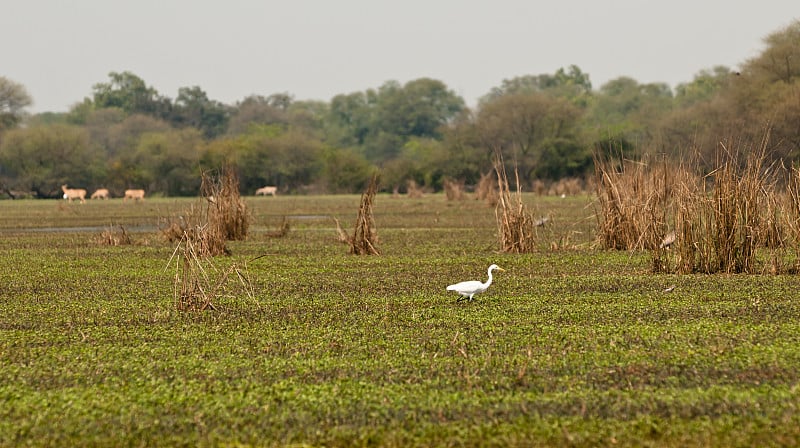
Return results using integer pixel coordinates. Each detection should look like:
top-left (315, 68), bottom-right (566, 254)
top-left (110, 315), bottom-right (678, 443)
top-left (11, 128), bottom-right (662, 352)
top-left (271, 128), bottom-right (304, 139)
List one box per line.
top-left (593, 154), bottom-right (671, 253)
top-left (160, 203), bottom-right (229, 257)
top-left (531, 179), bottom-right (547, 196)
top-left (202, 165), bottom-right (251, 242)
top-left (160, 165), bottom-right (249, 257)
top-left (264, 217), bottom-right (290, 238)
top-left (443, 177), bottom-right (466, 201)
top-left (475, 171), bottom-right (499, 205)
top-left (548, 177), bottom-right (585, 197)
top-left (166, 235), bottom-right (259, 312)
top-left (599, 131), bottom-right (797, 274)
top-left (344, 173), bottom-right (381, 255)
top-left (97, 225), bottom-right (132, 246)
top-left (406, 179), bottom-right (424, 198)
top-left (783, 164), bottom-right (800, 272)
top-left (668, 138), bottom-right (782, 274)
top-left (494, 148), bottom-right (537, 253)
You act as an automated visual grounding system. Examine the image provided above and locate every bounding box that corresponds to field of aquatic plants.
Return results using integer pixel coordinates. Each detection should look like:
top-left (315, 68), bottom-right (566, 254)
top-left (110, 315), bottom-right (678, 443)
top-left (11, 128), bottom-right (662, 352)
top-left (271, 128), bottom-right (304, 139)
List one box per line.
top-left (1, 194), bottom-right (799, 447)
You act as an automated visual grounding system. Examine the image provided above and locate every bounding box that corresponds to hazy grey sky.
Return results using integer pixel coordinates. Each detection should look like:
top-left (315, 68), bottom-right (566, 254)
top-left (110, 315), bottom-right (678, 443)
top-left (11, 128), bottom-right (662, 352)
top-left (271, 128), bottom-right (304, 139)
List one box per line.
top-left (4, 1), bottom-right (798, 113)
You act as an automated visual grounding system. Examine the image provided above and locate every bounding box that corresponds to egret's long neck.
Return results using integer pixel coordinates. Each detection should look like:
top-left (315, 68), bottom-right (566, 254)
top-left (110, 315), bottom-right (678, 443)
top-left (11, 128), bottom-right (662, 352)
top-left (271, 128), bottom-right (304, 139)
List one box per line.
top-left (485, 267), bottom-right (494, 287)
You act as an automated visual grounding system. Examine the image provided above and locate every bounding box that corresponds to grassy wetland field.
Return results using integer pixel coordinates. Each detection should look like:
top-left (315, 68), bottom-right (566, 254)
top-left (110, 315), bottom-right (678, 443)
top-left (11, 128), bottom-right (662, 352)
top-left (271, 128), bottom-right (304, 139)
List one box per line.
top-left (1, 193), bottom-right (799, 447)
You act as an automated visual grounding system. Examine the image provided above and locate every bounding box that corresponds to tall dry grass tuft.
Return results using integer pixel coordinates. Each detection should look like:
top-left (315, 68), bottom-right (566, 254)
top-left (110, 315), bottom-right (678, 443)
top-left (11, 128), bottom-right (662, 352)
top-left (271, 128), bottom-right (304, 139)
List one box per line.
top-left (548, 177), bottom-right (585, 197)
top-left (671, 164), bottom-right (707, 273)
top-left (783, 164), bottom-right (800, 272)
top-left (443, 177), bottom-right (466, 201)
top-left (202, 165), bottom-right (251, 241)
top-left (170, 234), bottom-right (218, 311)
top-left (348, 173), bottom-right (381, 255)
top-left (475, 171), bottom-right (498, 205)
top-left (160, 204), bottom-right (228, 257)
top-left (265, 217), bottom-right (290, 238)
top-left (406, 180), bottom-right (424, 198)
top-left (97, 225), bottom-right (132, 246)
top-left (166, 234), bottom-right (259, 312)
top-left (160, 164), bottom-right (249, 257)
top-left (679, 139), bottom-right (775, 274)
top-left (593, 153), bottom-right (671, 254)
top-left (610, 132), bottom-right (787, 274)
top-left (494, 148), bottom-right (537, 253)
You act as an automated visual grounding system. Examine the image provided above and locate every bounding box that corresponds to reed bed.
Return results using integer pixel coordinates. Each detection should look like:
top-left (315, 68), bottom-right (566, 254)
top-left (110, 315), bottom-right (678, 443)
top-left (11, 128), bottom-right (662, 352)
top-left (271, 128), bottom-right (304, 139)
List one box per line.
top-left (594, 153), bottom-right (671, 252)
top-left (595, 133), bottom-right (800, 274)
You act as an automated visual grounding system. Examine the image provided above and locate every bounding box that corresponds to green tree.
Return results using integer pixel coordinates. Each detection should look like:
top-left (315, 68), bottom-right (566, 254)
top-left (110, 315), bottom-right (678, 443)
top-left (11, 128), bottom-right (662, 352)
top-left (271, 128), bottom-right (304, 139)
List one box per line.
top-left (381, 137), bottom-right (449, 191)
top-left (482, 65), bottom-right (593, 107)
top-left (732, 20), bottom-right (800, 158)
top-left (131, 128), bottom-right (204, 195)
top-left (0, 124), bottom-right (102, 197)
top-left (440, 110), bottom-right (493, 185)
top-left (586, 77), bottom-right (673, 153)
top-left (287, 100), bottom-right (329, 135)
top-left (235, 125), bottom-right (323, 192)
top-left (674, 66), bottom-right (733, 108)
top-left (321, 147), bottom-right (374, 193)
top-left (0, 77), bottom-right (33, 131)
top-left (476, 92), bottom-right (584, 181)
top-left (327, 91), bottom-right (375, 147)
top-left (92, 71), bottom-right (172, 119)
top-left (374, 78), bottom-right (464, 139)
top-left (228, 95), bottom-right (290, 135)
top-left (746, 19), bottom-right (800, 84)
top-left (172, 86), bottom-right (230, 138)
top-left (329, 79), bottom-right (464, 163)
top-left (103, 114), bottom-right (172, 158)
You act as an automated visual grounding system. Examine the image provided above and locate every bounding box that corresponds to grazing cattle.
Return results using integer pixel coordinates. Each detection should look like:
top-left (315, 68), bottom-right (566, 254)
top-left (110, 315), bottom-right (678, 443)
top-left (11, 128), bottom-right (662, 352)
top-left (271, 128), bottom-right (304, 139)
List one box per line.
top-left (123, 189), bottom-right (145, 202)
top-left (90, 188), bottom-right (110, 200)
top-left (61, 185), bottom-right (87, 203)
top-left (255, 186), bottom-right (278, 196)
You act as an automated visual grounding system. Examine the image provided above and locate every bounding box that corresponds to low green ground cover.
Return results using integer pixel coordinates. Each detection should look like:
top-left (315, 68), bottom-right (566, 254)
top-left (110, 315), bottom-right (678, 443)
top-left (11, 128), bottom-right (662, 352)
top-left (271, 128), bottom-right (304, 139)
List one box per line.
top-left (1, 195), bottom-right (799, 446)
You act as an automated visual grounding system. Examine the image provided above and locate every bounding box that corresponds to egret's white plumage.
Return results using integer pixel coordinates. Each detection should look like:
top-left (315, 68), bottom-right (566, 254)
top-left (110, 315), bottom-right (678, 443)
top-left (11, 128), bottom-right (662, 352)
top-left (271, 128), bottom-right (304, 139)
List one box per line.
top-left (447, 264), bottom-right (505, 302)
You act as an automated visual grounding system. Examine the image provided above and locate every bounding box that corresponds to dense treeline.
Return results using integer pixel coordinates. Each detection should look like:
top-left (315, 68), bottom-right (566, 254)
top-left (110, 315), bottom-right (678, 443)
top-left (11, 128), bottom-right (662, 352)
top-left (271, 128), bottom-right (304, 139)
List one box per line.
top-left (1, 20), bottom-right (799, 198)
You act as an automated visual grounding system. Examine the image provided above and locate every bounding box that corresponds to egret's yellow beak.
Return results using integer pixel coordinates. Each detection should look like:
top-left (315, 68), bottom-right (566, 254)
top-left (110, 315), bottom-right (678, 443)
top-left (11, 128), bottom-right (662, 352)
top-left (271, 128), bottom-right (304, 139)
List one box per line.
top-left (496, 267), bottom-right (506, 272)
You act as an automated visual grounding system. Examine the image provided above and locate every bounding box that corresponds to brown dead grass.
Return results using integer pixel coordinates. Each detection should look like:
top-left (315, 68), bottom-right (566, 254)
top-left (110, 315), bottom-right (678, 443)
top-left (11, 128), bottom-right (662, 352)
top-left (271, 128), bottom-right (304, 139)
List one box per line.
top-left (347, 173), bottom-right (381, 255)
top-left (494, 148), bottom-right (537, 253)
top-left (596, 131), bottom-right (799, 274)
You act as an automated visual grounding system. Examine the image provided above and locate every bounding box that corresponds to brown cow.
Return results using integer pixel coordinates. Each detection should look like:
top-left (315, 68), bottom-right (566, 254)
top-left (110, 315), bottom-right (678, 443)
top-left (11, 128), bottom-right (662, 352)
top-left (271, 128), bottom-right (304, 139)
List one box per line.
top-left (61, 185), bottom-right (87, 203)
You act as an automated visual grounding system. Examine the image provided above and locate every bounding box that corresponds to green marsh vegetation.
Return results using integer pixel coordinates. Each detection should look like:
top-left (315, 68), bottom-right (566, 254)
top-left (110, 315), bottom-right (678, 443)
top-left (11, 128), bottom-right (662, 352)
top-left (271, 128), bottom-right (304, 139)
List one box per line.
top-left (1, 192), bottom-right (799, 447)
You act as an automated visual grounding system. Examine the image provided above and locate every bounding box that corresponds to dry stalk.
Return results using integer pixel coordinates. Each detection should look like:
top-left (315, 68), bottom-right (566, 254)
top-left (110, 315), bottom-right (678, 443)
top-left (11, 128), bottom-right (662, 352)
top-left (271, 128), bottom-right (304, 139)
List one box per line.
top-left (168, 232), bottom-right (218, 311)
top-left (784, 164), bottom-right (800, 272)
top-left (97, 225), bottom-right (132, 246)
top-left (663, 133), bottom-right (782, 274)
top-left (406, 179), bottom-right (424, 198)
top-left (349, 173), bottom-right (381, 255)
top-left (265, 217), bottom-right (290, 238)
top-left (494, 148), bottom-right (537, 253)
top-left (593, 153), bottom-right (670, 253)
top-left (202, 165), bottom-right (251, 242)
top-left (475, 171), bottom-right (498, 205)
top-left (443, 178), bottom-right (466, 201)
top-left (333, 217), bottom-right (350, 244)
top-left (166, 234), bottom-right (260, 312)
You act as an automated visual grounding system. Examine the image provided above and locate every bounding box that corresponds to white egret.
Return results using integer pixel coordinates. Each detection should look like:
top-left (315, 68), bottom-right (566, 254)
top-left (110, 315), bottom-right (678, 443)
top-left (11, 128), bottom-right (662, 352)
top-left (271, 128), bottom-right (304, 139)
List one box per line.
top-left (446, 264), bottom-right (505, 302)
